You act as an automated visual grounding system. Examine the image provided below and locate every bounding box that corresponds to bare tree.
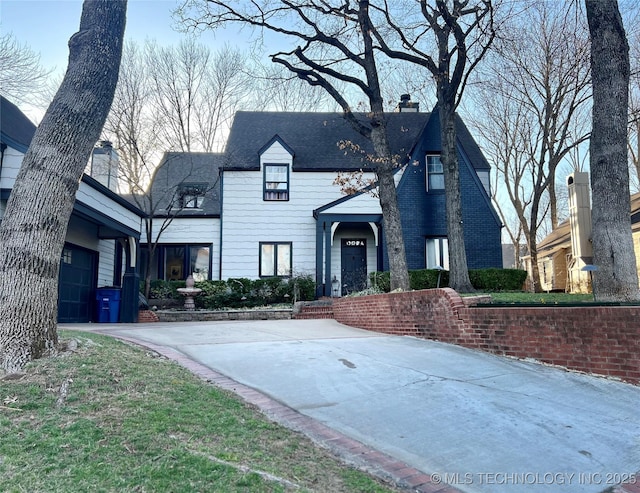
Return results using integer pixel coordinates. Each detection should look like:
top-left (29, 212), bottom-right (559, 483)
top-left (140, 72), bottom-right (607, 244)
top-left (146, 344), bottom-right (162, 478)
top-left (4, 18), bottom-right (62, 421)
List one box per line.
top-left (105, 41), bottom-right (161, 195)
top-left (627, 19), bottom-right (640, 193)
top-left (249, 61), bottom-right (338, 111)
top-left (177, 0), bottom-right (412, 291)
top-left (103, 40), bottom-right (244, 295)
top-left (469, 1), bottom-right (591, 291)
top-left (0, 0), bottom-right (126, 373)
top-left (586, 0), bottom-right (640, 301)
top-left (142, 39), bottom-right (249, 153)
top-left (0, 32), bottom-right (52, 106)
top-left (368, 0), bottom-right (497, 292)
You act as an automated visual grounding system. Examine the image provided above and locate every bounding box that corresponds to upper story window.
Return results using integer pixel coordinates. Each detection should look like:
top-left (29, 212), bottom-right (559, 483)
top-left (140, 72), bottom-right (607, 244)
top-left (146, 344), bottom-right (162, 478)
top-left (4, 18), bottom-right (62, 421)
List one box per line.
top-left (179, 183), bottom-right (206, 209)
top-left (264, 164), bottom-right (289, 201)
top-left (426, 155), bottom-right (444, 191)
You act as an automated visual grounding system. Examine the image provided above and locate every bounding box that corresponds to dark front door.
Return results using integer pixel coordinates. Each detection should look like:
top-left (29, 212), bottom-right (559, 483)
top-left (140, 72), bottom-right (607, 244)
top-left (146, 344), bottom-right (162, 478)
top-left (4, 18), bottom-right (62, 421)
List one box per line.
top-left (341, 239), bottom-right (367, 295)
top-left (58, 244), bottom-right (98, 323)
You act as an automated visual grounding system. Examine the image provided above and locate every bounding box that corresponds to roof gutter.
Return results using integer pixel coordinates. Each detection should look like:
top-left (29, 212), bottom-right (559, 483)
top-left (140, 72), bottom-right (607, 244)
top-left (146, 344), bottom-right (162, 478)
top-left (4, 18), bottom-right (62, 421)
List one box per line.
top-left (0, 143), bottom-right (7, 177)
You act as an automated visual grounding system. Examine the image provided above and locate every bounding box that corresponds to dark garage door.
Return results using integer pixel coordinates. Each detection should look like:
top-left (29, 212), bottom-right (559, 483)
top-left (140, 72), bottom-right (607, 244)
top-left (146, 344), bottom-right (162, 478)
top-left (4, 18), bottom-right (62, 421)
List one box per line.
top-left (58, 244), bottom-right (97, 323)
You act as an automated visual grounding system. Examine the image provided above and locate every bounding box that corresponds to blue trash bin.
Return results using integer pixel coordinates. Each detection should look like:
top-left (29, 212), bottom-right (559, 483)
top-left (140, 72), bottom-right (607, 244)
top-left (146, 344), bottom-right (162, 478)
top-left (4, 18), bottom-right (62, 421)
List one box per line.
top-left (96, 287), bottom-right (121, 323)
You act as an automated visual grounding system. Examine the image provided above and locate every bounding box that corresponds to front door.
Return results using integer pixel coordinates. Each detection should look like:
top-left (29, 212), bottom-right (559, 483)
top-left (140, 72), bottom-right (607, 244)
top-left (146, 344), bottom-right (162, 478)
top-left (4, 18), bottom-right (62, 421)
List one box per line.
top-left (341, 239), bottom-right (367, 295)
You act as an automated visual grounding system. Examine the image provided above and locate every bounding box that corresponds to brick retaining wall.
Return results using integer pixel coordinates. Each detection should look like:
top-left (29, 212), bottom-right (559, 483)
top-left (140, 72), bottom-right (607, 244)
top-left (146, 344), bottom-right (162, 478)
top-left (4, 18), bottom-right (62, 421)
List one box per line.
top-left (333, 288), bottom-right (640, 384)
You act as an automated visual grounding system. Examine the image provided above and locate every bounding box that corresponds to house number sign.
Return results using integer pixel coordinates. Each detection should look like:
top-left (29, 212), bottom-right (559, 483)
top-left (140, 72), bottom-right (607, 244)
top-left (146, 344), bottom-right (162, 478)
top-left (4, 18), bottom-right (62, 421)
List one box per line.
top-left (345, 239), bottom-right (365, 247)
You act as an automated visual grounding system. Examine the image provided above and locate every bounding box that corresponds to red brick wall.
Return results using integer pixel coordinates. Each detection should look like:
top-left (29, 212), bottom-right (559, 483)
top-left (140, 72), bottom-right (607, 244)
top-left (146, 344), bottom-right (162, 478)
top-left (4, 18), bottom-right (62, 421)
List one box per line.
top-left (333, 288), bottom-right (640, 385)
top-left (138, 310), bottom-right (160, 323)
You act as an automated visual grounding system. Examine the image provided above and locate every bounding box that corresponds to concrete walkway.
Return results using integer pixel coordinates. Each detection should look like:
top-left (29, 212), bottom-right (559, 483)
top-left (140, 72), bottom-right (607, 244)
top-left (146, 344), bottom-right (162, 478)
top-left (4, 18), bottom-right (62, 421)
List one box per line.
top-left (61, 319), bottom-right (640, 493)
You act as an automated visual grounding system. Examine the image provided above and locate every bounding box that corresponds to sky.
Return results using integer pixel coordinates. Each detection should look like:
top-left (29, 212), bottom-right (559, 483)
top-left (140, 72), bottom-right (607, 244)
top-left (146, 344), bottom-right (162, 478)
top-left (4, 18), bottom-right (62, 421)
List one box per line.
top-left (1, 0), bottom-right (248, 120)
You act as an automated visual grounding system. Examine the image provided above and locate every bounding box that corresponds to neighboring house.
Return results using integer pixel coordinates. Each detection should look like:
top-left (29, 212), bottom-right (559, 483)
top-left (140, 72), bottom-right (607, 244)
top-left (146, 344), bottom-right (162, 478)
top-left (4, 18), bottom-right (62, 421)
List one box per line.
top-left (148, 97), bottom-right (503, 297)
top-left (526, 172), bottom-right (640, 293)
top-left (0, 96), bottom-right (145, 323)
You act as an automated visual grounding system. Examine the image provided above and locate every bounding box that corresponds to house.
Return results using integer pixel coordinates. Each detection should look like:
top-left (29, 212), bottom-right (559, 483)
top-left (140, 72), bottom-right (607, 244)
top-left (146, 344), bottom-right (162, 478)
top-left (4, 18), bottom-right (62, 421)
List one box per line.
top-left (0, 96), bottom-right (145, 323)
top-left (148, 98), bottom-right (503, 297)
top-left (527, 171), bottom-right (640, 293)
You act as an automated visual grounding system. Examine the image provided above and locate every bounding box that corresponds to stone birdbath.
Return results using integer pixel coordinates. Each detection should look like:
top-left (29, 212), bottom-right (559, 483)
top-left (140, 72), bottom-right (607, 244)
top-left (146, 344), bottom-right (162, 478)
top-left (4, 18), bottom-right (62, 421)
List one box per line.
top-left (177, 274), bottom-right (202, 310)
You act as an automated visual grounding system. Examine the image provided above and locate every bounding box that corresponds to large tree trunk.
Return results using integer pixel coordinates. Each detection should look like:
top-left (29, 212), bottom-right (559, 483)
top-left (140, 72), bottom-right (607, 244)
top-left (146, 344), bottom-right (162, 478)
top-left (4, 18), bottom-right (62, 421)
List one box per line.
top-left (586, 0), bottom-right (640, 301)
top-left (0, 0), bottom-right (127, 373)
top-left (370, 123), bottom-right (410, 292)
top-left (358, 2), bottom-right (409, 292)
top-left (438, 103), bottom-right (474, 292)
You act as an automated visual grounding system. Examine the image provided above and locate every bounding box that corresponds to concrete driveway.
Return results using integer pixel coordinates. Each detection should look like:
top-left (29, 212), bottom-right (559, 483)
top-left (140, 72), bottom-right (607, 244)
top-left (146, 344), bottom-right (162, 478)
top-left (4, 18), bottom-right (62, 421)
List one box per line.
top-left (62, 319), bottom-right (640, 493)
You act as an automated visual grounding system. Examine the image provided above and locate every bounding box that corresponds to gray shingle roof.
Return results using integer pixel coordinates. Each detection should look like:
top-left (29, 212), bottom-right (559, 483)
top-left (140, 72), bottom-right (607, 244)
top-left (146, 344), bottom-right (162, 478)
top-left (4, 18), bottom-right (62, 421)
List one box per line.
top-left (224, 111), bottom-right (430, 171)
top-left (1, 96), bottom-right (36, 153)
top-left (224, 110), bottom-right (490, 172)
top-left (150, 152), bottom-right (225, 217)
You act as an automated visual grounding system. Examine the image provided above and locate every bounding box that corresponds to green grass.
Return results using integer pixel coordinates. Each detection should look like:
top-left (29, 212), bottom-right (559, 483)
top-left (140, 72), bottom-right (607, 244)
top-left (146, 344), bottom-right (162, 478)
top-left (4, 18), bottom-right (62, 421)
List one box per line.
top-left (466, 291), bottom-right (595, 304)
top-left (0, 331), bottom-right (401, 493)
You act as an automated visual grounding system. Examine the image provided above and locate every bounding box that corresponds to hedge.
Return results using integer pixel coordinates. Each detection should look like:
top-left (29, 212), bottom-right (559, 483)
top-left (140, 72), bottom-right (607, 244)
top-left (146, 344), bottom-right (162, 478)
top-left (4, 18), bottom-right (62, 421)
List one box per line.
top-left (369, 268), bottom-right (527, 292)
top-left (141, 275), bottom-right (316, 310)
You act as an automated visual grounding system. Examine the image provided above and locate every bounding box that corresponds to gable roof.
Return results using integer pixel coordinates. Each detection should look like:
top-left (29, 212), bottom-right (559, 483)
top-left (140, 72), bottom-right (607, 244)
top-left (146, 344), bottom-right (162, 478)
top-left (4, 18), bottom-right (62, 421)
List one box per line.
top-left (1, 96), bottom-right (37, 153)
top-left (149, 152), bottom-right (225, 217)
top-left (537, 220), bottom-right (572, 255)
top-left (224, 110), bottom-right (491, 173)
top-left (224, 111), bottom-right (430, 171)
top-left (455, 114), bottom-right (491, 171)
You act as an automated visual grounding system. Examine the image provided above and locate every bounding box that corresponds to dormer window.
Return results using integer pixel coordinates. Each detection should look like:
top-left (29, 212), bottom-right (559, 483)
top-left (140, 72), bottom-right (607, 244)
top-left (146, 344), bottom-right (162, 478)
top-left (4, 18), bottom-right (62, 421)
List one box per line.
top-left (179, 183), bottom-right (206, 209)
top-left (264, 164), bottom-right (289, 201)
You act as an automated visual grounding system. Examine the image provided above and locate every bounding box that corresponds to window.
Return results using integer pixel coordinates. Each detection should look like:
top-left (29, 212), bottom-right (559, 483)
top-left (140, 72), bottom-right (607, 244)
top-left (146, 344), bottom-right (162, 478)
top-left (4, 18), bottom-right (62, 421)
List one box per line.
top-left (426, 237), bottom-right (449, 270)
top-left (62, 248), bottom-right (73, 264)
top-left (179, 183), bottom-right (206, 209)
top-left (426, 155), bottom-right (444, 191)
top-left (162, 245), bottom-right (211, 281)
top-left (260, 242), bottom-right (292, 277)
top-left (264, 164), bottom-right (289, 201)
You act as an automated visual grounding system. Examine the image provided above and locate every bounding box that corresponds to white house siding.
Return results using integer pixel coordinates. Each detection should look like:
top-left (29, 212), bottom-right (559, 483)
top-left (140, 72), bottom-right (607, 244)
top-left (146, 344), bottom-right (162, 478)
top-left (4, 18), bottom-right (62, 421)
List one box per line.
top-left (320, 191), bottom-right (382, 215)
top-left (76, 181), bottom-right (141, 233)
top-left (97, 239), bottom-right (116, 286)
top-left (221, 165), bottom-right (377, 280)
top-left (151, 217), bottom-right (221, 280)
top-left (0, 146), bottom-right (22, 189)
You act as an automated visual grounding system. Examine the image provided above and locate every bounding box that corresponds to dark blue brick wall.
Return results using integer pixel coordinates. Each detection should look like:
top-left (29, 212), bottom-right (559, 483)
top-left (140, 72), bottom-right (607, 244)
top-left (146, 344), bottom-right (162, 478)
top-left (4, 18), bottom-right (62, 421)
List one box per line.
top-left (389, 113), bottom-right (502, 271)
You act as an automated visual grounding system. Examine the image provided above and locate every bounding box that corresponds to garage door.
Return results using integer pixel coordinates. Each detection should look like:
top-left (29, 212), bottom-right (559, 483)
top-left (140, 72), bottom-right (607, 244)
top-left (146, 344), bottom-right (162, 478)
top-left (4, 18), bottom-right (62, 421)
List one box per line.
top-left (58, 244), bottom-right (97, 323)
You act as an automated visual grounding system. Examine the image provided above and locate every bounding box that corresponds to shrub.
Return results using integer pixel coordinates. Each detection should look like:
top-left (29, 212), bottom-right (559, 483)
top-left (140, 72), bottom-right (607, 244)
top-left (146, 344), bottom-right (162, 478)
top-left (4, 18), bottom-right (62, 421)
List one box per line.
top-left (369, 268), bottom-right (527, 292)
top-left (369, 271), bottom-right (390, 292)
top-left (468, 268), bottom-right (527, 291)
top-left (409, 269), bottom-right (449, 290)
top-left (141, 275), bottom-right (316, 310)
top-left (147, 280), bottom-right (185, 299)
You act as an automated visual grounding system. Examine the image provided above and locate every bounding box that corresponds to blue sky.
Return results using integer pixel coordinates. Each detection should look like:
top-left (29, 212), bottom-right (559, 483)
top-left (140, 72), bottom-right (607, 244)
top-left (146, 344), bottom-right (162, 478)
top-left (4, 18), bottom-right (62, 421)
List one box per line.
top-left (2, 0), bottom-right (249, 118)
top-left (1, 1), bottom-right (196, 71)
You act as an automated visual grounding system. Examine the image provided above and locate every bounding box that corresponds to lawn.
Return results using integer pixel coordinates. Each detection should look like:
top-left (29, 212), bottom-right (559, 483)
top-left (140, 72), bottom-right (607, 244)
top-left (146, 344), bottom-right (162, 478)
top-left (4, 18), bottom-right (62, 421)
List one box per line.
top-left (0, 331), bottom-right (401, 493)
top-left (472, 291), bottom-right (594, 304)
